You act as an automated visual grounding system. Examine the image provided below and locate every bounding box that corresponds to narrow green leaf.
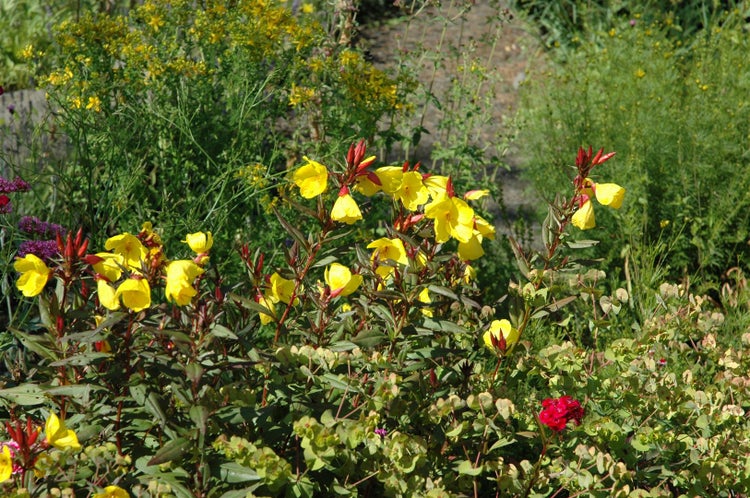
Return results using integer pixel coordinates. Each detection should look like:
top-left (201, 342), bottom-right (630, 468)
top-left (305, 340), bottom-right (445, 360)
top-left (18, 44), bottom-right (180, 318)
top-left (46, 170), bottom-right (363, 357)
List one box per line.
top-left (147, 437), bottom-right (191, 466)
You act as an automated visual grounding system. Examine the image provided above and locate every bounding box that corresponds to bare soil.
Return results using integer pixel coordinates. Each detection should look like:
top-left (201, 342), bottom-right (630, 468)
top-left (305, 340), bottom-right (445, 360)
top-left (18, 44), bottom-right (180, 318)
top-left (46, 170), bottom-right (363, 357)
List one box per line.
top-left (359, 2), bottom-right (543, 224)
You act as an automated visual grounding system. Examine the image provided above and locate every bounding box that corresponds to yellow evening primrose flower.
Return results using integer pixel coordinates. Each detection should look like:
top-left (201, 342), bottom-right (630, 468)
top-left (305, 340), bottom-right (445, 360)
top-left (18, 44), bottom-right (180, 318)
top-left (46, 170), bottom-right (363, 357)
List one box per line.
top-left (474, 215), bottom-right (496, 239)
top-left (483, 319), bottom-right (519, 351)
top-left (353, 174), bottom-right (382, 197)
top-left (93, 485), bottom-right (130, 498)
top-left (105, 233), bottom-right (148, 270)
top-left (458, 233), bottom-right (485, 261)
top-left (331, 191), bottom-right (363, 224)
top-left (464, 189), bottom-right (490, 201)
top-left (165, 260), bottom-right (204, 306)
top-left (374, 166), bottom-right (404, 195)
top-left (257, 294), bottom-right (276, 325)
top-left (594, 182), bottom-right (625, 209)
top-left (324, 263), bottom-right (362, 297)
top-left (183, 231), bottom-right (213, 254)
top-left (115, 278), bottom-right (151, 312)
top-left (0, 445), bottom-right (12, 483)
top-left (14, 254), bottom-right (52, 297)
top-left (424, 197), bottom-right (475, 243)
top-left (571, 199), bottom-right (596, 230)
top-left (97, 280), bottom-right (121, 311)
top-left (293, 157), bottom-right (328, 198)
top-left (367, 237), bottom-right (409, 279)
top-left (395, 171), bottom-right (429, 211)
top-left (45, 412), bottom-right (81, 451)
top-left (269, 272), bottom-right (297, 305)
top-left (418, 287), bottom-right (433, 317)
top-left (423, 175), bottom-right (450, 202)
top-left (92, 252), bottom-right (125, 282)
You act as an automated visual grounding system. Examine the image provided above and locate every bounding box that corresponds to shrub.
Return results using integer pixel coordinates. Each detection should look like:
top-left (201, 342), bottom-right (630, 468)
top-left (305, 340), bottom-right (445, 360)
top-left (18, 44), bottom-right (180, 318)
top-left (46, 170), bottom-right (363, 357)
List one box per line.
top-left (517, 10), bottom-right (750, 292)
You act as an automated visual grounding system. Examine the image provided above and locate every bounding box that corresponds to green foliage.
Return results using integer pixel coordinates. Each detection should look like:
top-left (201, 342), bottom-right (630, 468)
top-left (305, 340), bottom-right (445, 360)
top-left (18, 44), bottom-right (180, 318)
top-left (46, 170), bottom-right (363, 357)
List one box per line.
top-left (518, 10), bottom-right (750, 288)
top-left (511, 0), bottom-right (748, 49)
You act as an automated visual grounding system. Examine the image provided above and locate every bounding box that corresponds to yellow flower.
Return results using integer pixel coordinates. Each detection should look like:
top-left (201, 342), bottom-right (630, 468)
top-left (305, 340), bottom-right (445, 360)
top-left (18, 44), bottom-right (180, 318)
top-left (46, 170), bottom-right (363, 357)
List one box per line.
top-left (572, 180), bottom-right (625, 230)
top-left (92, 252), bottom-right (125, 282)
top-left (353, 173), bottom-right (382, 197)
top-left (293, 157), bottom-right (328, 198)
top-left (464, 189), bottom-right (490, 201)
top-left (116, 278), bottom-right (151, 312)
top-left (594, 183), bottom-right (625, 209)
top-left (183, 231), bottom-right (213, 254)
top-left (367, 237), bottom-right (408, 278)
top-left (324, 263), bottom-right (362, 297)
top-left (571, 200), bottom-right (595, 230)
top-left (93, 485), bottom-right (130, 498)
top-left (424, 197), bottom-right (475, 243)
top-left (97, 280), bottom-right (121, 311)
top-left (374, 166), bottom-right (403, 195)
top-left (257, 294), bottom-right (276, 325)
top-left (86, 96), bottom-right (102, 112)
top-left (45, 412), bottom-right (81, 451)
top-left (331, 190), bottom-right (362, 224)
top-left (0, 445), bottom-right (11, 483)
top-left (418, 287), bottom-right (433, 317)
top-left (423, 175), bottom-right (450, 202)
top-left (394, 171), bottom-right (429, 211)
top-left (165, 260), bottom-right (204, 306)
top-left (269, 272), bottom-right (296, 305)
top-left (483, 319), bottom-right (519, 352)
top-left (14, 254), bottom-right (52, 297)
top-left (458, 234), bottom-right (485, 261)
top-left (105, 233), bottom-right (148, 270)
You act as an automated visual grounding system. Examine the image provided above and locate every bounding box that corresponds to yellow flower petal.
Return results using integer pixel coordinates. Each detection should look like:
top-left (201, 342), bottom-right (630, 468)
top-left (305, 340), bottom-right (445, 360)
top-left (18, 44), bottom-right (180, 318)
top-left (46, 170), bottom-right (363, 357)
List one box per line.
top-left (97, 280), bottom-right (121, 311)
top-left (595, 183), bottom-right (625, 209)
top-left (14, 254), bottom-right (52, 297)
top-left (0, 446), bottom-right (12, 483)
top-left (116, 278), bottom-right (151, 312)
top-left (183, 231), bottom-right (213, 253)
top-left (571, 200), bottom-right (596, 230)
top-left (93, 485), bottom-right (130, 498)
top-left (45, 412), bottom-right (81, 451)
top-left (293, 157), bottom-right (328, 198)
top-left (331, 194), bottom-right (363, 224)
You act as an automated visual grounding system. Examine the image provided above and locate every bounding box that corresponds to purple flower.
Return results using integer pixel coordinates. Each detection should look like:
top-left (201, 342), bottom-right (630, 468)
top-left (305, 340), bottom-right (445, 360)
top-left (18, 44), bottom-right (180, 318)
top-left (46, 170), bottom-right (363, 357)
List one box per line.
top-left (0, 176), bottom-right (30, 194)
top-left (18, 216), bottom-right (67, 238)
top-left (374, 428), bottom-right (387, 438)
top-left (630, 19), bottom-right (637, 27)
top-left (18, 239), bottom-right (60, 262)
top-left (7, 104), bottom-right (15, 115)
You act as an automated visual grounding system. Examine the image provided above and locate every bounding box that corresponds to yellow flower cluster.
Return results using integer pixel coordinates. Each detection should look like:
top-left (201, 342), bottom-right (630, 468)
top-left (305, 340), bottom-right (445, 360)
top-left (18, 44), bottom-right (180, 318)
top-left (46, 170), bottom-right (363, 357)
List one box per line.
top-left (291, 153), bottom-right (496, 262)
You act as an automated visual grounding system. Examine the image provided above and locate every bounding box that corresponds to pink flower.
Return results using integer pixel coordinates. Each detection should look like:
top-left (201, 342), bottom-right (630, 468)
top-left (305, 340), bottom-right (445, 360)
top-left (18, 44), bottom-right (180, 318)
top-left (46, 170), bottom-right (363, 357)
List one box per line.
top-left (539, 396), bottom-right (584, 432)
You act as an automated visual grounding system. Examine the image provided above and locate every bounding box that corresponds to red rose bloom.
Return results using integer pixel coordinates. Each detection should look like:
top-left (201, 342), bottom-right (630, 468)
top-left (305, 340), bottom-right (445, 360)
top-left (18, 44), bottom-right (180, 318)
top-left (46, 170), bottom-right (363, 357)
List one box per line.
top-left (539, 395), bottom-right (584, 432)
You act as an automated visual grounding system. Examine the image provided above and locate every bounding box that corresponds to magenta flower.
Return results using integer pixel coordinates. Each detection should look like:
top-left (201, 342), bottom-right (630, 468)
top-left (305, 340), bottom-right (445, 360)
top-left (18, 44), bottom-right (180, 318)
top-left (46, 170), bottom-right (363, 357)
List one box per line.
top-left (539, 395), bottom-right (584, 432)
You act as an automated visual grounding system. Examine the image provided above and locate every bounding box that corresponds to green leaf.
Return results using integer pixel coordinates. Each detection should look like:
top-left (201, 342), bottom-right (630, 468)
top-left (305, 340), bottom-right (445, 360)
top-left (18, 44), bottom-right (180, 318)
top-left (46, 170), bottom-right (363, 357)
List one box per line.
top-left (456, 459), bottom-right (483, 476)
top-left (147, 437), bottom-right (192, 466)
top-left (566, 239), bottom-right (600, 249)
top-left (351, 329), bottom-right (387, 348)
top-left (427, 285), bottom-right (458, 301)
top-left (0, 384), bottom-right (45, 405)
top-left (219, 462), bottom-right (260, 483)
top-left (210, 324), bottom-right (238, 340)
